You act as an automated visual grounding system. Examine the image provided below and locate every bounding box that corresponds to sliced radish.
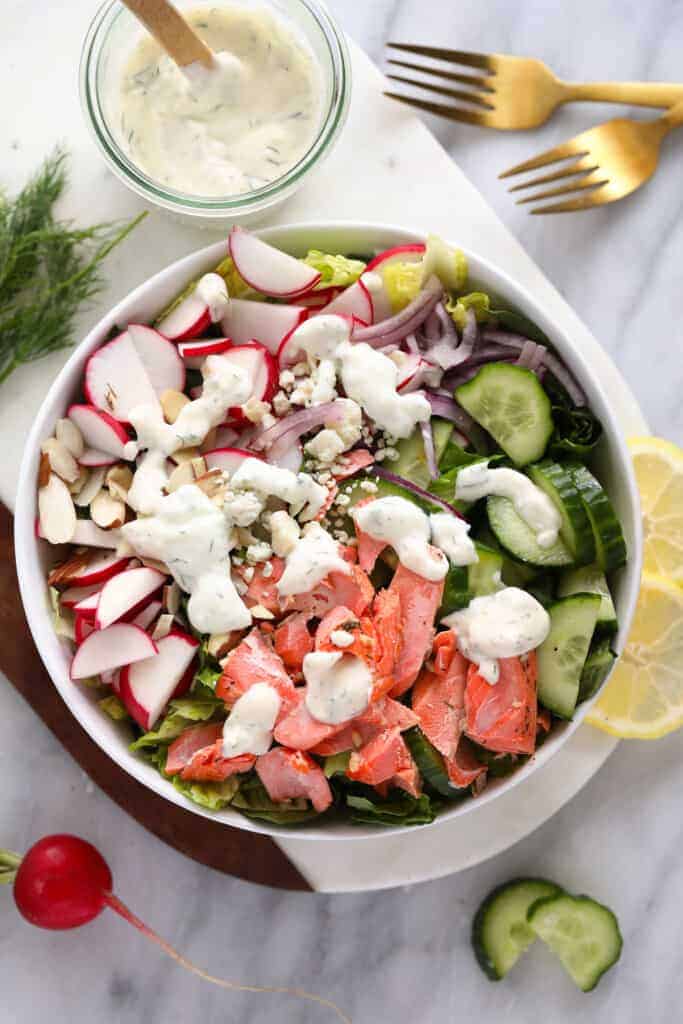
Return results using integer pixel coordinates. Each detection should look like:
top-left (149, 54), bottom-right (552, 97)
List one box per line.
top-left (269, 441), bottom-right (303, 473)
top-left (127, 324), bottom-right (185, 395)
top-left (317, 279), bottom-right (373, 324)
top-left (118, 630), bottom-right (199, 729)
top-left (78, 449), bottom-right (118, 468)
top-left (71, 624), bottom-right (157, 680)
top-left (178, 337), bottom-right (232, 370)
top-left (298, 287), bottom-right (340, 310)
top-left (157, 293), bottom-right (211, 342)
top-left (101, 668), bottom-right (120, 692)
top-left (229, 226), bottom-right (320, 299)
top-left (73, 591), bottom-right (101, 620)
top-left (172, 659), bottom-right (196, 700)
top-left (74, 613), bottom-right (95, 647)
top-left (84, 331), bottom-right (160, 422)
top-left (204, 447), bottom-right (259, 475)
top-left (215, 343), bottom-right (277, 423)
top-left (220, 298), bottom-right (306, 355)
top-left (68, 406), bottom-right (137, 461)
top-left (95, 567), bottom-right (167, 630)
top-left (365, 243), bottom-right (426, 273)
top-left (212, 425), bottom-right (240, 449)
top-left (60, 583), bottom-right (102, 609)
top-left (132, 599), bottom-right (163, 632)
top-left (72, 520), bottom-right (122, 549)
top-left (62, 551), bottom-right (129, 589)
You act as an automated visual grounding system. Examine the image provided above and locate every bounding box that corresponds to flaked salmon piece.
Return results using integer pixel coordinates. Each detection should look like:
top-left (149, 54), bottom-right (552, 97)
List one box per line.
top-left (464, 651), bottom-right (538, 756)
top-left (353, 498), bottom-right (388, 573)
top-left (537, 706), bottom-right (552, 735)
top-left (412, 631), bottom-right (468, 761)
top-left (273, 612), bottom-right (313, 676)
top-left (166, 722), bottom-right (223, 775)
top-left (179, 741), bottom-right (256, 783)
top-left (311, 698), bottom-right (418, 756)
top-left (284, 565), bottom-right (374, 619)
top-left (273, 690), bottom-right (347, 751)
top-left (315, 605), bottom-right (377, 666)
top-left (388, 562), bottom-right (444, 697)
top-left (445, 736), bottom-right (487, 789)
top-left (256, 747), bottom-right (333, 813)
top-left (347, 725), bottom-right (417, 788)
top-left (372, 588), bottom-right (402, 687)
top-left (334, 449), bottom-right (375, 480)
top-left (391, 762), bottom-right (422, 799)
top-left (237, 557), bottom-right (285, 616)
top-left (216, 628), bottom-right (297, 716)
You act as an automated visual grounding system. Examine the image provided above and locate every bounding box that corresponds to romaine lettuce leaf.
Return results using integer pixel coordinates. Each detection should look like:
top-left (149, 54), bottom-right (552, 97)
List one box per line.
top-left (346, 792), bottom-right (438, 827)
top-left (324, 752), bottom-right (351, 778)
top-left (129, 697), bottom-right (223, 751)
top-left (382, 260), bottom-right (423, 312)
top-left (302, 250), bottom-right (366, 289)
top-left (171, 774), bottom-right (241, 811)
top-left (98, 695), bottom-right (130, 722)
top-left (231, 776), bottom-right (321, 825)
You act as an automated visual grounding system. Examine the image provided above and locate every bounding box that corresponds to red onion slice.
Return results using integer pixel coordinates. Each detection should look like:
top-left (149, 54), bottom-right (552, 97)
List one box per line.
top-left (482, 329), bottom-right (586, 406)
top-left (351, 276), bottom-right (444, 348)
top-left (373, 467), bottom-right (464, 519)
top-left (425, 391), bottom-right (490, 454)
top-left (251, 401), bottom-right (346, 462)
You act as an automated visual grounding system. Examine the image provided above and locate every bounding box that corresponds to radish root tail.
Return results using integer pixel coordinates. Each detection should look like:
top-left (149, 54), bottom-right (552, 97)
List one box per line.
top-left (104, 894), bottom-right (351, 1023)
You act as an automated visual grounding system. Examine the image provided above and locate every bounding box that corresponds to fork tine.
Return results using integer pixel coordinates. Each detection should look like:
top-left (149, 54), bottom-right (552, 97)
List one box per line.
top-left (385, 74), bottom-right (495, 110)
top-left (387, 59), bottom-right (493, 92)
top-left (383, 92), bottom-right (489, 126)
top-left (531, 190), bottom-right (613, 215)
top-left (387, 42), bottom-right (495, 72)
top-left (499, 141), bottom-right (591, 179)
top-left (517, 174), bottom-right (609, 206)
top-left (508, 159), bottom-right (598, 193)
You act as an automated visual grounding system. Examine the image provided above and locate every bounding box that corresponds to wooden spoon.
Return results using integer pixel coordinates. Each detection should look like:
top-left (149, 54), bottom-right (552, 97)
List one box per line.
top-left (121, 0), bottom-right (214, 69)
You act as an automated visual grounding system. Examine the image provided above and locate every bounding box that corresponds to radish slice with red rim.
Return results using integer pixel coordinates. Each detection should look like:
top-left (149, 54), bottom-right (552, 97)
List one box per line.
top-left (95, 567), bottom-right (167, 630)
top-left (157, 294), bottom-right (211, 342)
top-left (216, 342), bottom-right (277, 423)
top-left (84, 331), bottom-right (160, 422)
top-left (126, 324), bottom-right (185, 395)
top-left (118, 630), bottom-right (199, 729)
top-left (220, 298), bottom-right (306, 354)
top-left (204, 447), bottom-right (261, 474)
top-left (317, 279), bottom-right (373, 324)
top-left (229, 226), bottom-right (321, 298)
top-left (71, 624), bottom-right (158, 680)
top-left (177, 337), bottom-right (232, 370)
top-left (68, 405), bottom-right (137, 461)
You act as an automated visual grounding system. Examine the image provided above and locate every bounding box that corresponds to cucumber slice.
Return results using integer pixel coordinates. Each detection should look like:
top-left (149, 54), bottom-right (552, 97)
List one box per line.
top-left (578, 635), bottom-right (616, 702)
top-left (568, 464), bottom-right (627, 572)
top-left (557, 565), bottom-right (618, 634)
top-left (528, 893), bottom-right (622, 991)
top-left (472, 878), bottom-right (563, 980)
top-left (391, 419), bottom-right (454, 489)
top-left (440, 564), bottom-right (469, 616)
top-left (455, 363), bottom-right (553, 466)
top-left (528, 460), bottom-right (595, 565)
top-left (487, 496), bottom-right (573, 568)
top-left (440, 543), bottom-right (503, 616)
top-left (536, 594), bottom-right (601, 719)
top-left (404, 727), bottom-right (460, 797)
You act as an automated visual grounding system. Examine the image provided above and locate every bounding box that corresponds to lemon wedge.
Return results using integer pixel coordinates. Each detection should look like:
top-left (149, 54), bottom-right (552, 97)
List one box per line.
top-left (587, 573), bottom-right (683, 739)
top-left (629, 436), bottom-right (683, 583)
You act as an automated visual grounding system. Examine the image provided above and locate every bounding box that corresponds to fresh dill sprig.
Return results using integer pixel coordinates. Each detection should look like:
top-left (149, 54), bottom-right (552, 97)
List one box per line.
top-left (0, 147), bottom-right (146, 385)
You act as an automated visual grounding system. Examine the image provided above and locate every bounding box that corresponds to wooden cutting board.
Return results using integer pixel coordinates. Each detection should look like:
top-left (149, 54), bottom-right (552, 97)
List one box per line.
top-left (0, 503), bottom-right (311, 891)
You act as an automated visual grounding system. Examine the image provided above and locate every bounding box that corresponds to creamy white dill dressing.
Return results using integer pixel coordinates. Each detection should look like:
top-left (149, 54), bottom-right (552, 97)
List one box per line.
top-left (443, 587), bottom-right (550, 684)
top-left (195, 273), bottom-right (230, 321)
top-left (117, 5), bottom-right (322, 197)
top-left (455, 462), bottom-right (562, 548)
top-left (230, 457), bottom-right (327, 521)
top-left (222, 683), bottom-right (281, 757)
top-left (277, 522), bottom-right (350, 597)
top-left (429, 512), bottom-right (478, 567)
top-left (352, 497), bottom-right (448, 581)
top-left (303, 651), bottom-right (373, 724)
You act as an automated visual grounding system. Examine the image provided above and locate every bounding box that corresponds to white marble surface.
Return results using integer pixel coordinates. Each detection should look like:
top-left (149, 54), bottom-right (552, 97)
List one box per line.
top-left (2, 1), bottom-right (683, 1022)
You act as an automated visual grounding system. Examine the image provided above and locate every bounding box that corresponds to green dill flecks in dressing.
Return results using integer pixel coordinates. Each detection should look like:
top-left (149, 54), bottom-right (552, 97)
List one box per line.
top-left (277, 522), bottom-right (350, 597)
top-left (230, 456), bottom-right (327, 521)
top-left (455, 462), bottom-right (561, 548)
top-left (352, 496), bottom-right (448, 581)
top-left (116, 4), bottom-right (322, 197)
top-left (303, 651), bottom-right (373, 724)
top-left (121, 484), bottom-right (252, 634)
top-left (222, 683), bottom-right (281, 757)
top-left (429, 512), bottom-right (478, 567)
top-left (443, 587), bottom-right (550, 684)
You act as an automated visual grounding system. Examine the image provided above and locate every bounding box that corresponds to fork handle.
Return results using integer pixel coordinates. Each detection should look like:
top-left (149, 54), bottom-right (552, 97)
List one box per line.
top-left (562, 81), bottom-right (683, 109)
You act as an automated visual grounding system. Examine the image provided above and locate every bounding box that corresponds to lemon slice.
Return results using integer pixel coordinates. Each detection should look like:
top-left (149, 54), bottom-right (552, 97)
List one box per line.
top-left (629, 436), bottom-right (683, 582)
top-left (587, 574), bottom-right (683, 738)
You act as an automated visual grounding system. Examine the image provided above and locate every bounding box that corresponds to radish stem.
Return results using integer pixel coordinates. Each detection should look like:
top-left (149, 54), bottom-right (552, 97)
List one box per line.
top-left (0, 850), bottom-right (21, 886)
top-left (103, 893), bottom-right (351, 1023)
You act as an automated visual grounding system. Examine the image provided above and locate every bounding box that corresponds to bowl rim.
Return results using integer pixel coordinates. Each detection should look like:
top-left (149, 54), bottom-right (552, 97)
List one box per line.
top-left (14, 220), bottom-right (643, 843)
top-left (79, 0), bottom-right (352, 217)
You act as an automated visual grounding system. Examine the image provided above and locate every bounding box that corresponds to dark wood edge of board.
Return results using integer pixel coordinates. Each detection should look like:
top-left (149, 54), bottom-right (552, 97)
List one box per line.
top-left (0, 502), bottom-right (312, 892)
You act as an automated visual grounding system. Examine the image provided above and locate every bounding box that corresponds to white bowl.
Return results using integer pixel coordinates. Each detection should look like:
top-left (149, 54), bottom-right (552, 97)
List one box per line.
top-left (14, 222), bottom-right (642, 842)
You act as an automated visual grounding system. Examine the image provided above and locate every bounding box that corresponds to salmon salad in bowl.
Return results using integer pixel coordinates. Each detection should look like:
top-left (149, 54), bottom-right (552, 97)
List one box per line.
top-left (23, 225), bottom-right (636, 831)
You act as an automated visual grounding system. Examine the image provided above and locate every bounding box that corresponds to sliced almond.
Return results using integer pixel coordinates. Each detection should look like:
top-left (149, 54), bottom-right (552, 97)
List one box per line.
top-left (48, 549), bottom-right (91, 587)
top-left (68, 466), bottom-right (91, 497)
top-left (193, 467), bottom-right (225, 498)
top-left (56, 417), bottom-right (84, 458)
top-left (191, 455), bottom-right (208, 479)
top-left (161, 389), bottom-right (190, 424)
top-left (38, 452), bottom-right (51, 489)
top-left (163, 581), bottom-right (181, 615)
top-left (207, 632), bottom-right (235, 660)
top-left (90, 490), bottom-right (126, 530)
top-left (74, 466), bottom-right (106, 508)
top-left (170, 446), bottom-right (201, 465)
top-left (200, 427), bottom-right (218, 454)
top-left (38, 474), bottom-right (77, 544)
top-left (116, 539), bottom-right (136, 558)
top-left (106, 464), bottom-right (133, 501)
top-left (41, 437), bottom-right (80, 484)
top-left (166, 461), bottom-right (195, 493)
top-left (140, 556), bottom-right (171, 575)
top-left (250, 603), bottom-right (274, 621)
top-left (151, 613), bottom-right (174, 641)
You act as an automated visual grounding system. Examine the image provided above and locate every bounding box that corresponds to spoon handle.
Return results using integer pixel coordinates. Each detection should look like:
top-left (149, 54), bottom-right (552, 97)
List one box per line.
top-left (121, 0), bottom-right (214, 69)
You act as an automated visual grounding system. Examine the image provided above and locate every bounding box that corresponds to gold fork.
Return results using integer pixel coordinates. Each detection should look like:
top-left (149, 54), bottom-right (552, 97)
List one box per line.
top-left (499, 98), bottom-right (683, 214)
top-left (384, 43), bottom-right (683, 130)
